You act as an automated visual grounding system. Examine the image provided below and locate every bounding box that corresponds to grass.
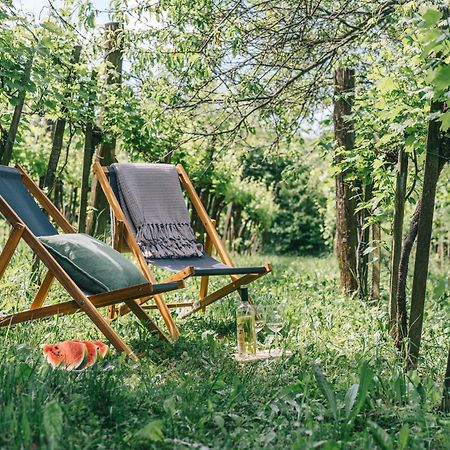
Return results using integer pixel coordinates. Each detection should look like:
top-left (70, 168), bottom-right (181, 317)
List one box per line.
top-left (1, 252), bottom-right (450, 449)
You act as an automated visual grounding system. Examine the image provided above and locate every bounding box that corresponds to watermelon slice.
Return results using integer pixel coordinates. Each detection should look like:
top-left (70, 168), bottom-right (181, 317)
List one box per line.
top-left (92, 341), bottom-right (109, 359)
top-left (80, 341), bottom-right (98, 369)
top-left (42, 341), bottom-right (87, 371)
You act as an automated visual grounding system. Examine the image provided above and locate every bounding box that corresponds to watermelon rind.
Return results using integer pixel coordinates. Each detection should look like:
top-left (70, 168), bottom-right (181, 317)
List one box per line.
top-left (81, 341), bottom-right (98, 369)
top-left (92, 341), bottom-right (109, 359)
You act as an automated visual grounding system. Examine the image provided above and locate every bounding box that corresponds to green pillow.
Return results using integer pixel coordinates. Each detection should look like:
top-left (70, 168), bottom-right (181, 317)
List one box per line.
top-left (39, 233), bottom-right (148, 294)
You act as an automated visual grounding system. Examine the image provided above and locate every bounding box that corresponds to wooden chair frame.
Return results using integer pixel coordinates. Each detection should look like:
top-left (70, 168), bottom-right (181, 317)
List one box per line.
top-left (0, 165), bottom-right (184, 358)
top-left (93, 161), bottom-right (272, 319)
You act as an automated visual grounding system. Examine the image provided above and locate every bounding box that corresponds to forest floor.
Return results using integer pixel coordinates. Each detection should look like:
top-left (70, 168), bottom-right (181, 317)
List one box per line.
top-left (1, 253), bottom-right (450, 449)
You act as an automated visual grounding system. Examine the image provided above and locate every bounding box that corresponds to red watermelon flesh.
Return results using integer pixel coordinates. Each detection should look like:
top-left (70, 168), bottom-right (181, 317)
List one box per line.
top-left (92, 341), bottom-right (109, 359)
top-left (42, 341), bottom-right (87, 371)
top-left (81, 341), bottom-right (98, 368)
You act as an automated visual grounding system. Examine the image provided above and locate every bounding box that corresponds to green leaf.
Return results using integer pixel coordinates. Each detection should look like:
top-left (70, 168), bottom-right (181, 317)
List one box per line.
top-left (312, 364), bottom-right (338, 422)
top-left (430, 65), bottom-right (450, 91)
top-left (134, 420), bottom-right (164, 443)
top-left (344, 383), bottom-right (359, 420)
top-left (433, 277), bottom-right (446, 300)
top-left (21, 407), bottom-right (31, 449)
top-left (368, 420), bottom-right (393, 450)
top-left (421, 8), bottom-right (443, 27)
top-left (404, 135), bottom-right (416, 149)
top-left (163, 396), bottom-right (177, 416)
top-left (398, 425), bottom-right (410, 450)
top-left (376, 77), bottom-right (396, 94)
top-left (348, 361), bottom-right (373, 422)
top-left (43, 400), bottom-right (64, 450)
top-left (213, 414), bottom-right (225, 429)
top-left (41, 20), bottom-right (61, 34)
top-left (441, 111), bottom-right (450, 132)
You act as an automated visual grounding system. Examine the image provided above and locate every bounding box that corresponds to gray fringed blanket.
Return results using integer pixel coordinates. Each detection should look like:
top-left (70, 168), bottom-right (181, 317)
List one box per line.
top-left (112, 163), bottom-right (203, 259)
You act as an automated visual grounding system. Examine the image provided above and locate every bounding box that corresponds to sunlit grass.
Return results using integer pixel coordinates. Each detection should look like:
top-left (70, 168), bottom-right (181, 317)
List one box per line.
top-left (1, 253), bottom-right (450, 449)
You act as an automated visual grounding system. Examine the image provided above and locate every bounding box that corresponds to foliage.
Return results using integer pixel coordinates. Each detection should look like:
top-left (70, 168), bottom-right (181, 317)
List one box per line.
top-left (334, 2), bottom-right (450, 223)
top-left (263, 164), bottom-right (328, 255)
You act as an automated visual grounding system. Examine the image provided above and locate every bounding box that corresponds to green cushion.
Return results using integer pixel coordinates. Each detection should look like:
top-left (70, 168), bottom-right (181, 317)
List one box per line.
top-left (39, 233), bottom-right (148, 294)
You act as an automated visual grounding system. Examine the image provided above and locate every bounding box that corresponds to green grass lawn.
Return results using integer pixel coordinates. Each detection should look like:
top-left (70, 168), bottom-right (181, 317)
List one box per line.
top-left (1, 254), bottom-right (450, 449)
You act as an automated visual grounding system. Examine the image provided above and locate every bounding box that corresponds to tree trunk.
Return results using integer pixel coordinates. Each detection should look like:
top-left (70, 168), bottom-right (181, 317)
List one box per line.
top-left (54, 178), bottom-right (64, 212)
top-left (41, 46), bottom-right (81, 193)
top-left (78, 123), bottom-right (95, 233)
top-left (371, 222), bottom-right (381, 303)
top-left (0, 52), bottom-right (34, 166)
top-left (87, 23), bottom-right (123, 236)
top-left (222, 202), bottom-right (233, 242)
top-left (395, 125), bottom-right (449, 352)
top-left (441, 348), bottom-right (450, 413)
top-left (389, 148), bottom-right (408, 334)
top-left (357, 182), bottom-right (373, 299)
top-left (333, 67), bottom-right (358, 295)
top-left (408, 101), bottom-right (444, 368)
top-left (78, 71), bottom-right (98, 233)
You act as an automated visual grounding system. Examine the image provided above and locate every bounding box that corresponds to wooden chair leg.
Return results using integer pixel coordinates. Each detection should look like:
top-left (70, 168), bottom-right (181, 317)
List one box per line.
top-left (0, 223), bottom-right (25, 281)
top-left (31, 271), bottom-right (54, 309)
top-left (199, 219), bottom-right (215, 312)
top-left (108, 305), bottom-right (117, 320)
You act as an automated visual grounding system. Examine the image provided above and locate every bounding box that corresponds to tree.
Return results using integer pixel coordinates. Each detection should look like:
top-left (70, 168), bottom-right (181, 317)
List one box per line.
top-left (333, 67), bottom-right (358, 294)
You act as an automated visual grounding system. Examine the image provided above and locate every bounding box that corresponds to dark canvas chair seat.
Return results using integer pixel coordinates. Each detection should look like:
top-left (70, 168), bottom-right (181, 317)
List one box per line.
top-left (95, 161), bottom-right (271, 320)
top-left (0, 166), bottom-right (58, 237)
top-left (0, 165), bottom-right (183, 357)
top-left (147, 254), bottom-right (268, 276)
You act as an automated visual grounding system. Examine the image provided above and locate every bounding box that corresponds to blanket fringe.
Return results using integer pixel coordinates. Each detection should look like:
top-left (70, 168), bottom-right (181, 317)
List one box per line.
top-left (136, 222), bottom-right (203, 259)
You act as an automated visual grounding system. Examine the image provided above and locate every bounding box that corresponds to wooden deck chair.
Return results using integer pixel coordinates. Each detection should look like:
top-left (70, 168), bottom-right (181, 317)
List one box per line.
top-left (0, 165), bottom-right (184, 359)
top-left (93, 161), bottom-right (272, 319)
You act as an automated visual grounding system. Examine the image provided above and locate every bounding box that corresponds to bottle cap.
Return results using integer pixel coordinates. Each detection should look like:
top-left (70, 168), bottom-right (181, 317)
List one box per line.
top-left (240, 287), bottom-right (249, 302)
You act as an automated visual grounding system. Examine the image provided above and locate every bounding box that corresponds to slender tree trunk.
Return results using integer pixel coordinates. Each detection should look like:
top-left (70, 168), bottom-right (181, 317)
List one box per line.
top-left (395, 198), bottom-right (423, 354)
top-left (389, 148), bottom-right (408, 334)
top-left (41, 46), bottom-right (81, 193)
top-left (70, 186), bottom-right (78, 223)
top-left (357, 182), bottom-right (373, 299)
top-left (438, 235), bottom-right (444, 269)
top-left (79, 123), bottom-right (95, 233)
top-left (395, 127), bottom-right (449, 352)
top-left (0, 52), bottom-right (34, 166)
top-left (408, 101), bottom-right (444, 368)
top-left (441, 348), bottom-right (450, 412)
top-left (78, 71), bottom-right (98, 233)
top-left (54, 179), bottom-right (64, 211)
top-left (333, 67), bottom-right (358, 295)
top-left (87, 22), bottom-right (123, 236)
top-left (222, 202), bottom-right (233, 243)
top-left (371, 223), bottom-right (381, 303)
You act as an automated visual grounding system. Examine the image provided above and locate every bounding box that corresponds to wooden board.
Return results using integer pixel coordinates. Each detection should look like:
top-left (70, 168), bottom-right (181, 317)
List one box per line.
top-left (233, 348), bottom-right (293, 362)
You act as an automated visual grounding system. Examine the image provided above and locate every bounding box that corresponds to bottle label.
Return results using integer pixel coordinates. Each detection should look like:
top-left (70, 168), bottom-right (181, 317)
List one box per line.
top-left (236, 315), bottom-right (256, 355)
top-left (237, 328), bottom-right (245, 354)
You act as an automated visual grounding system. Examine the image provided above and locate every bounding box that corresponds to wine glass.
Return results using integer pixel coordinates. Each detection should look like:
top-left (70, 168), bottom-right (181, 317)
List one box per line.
top-left (266, 304), bottom-right (283, 350)
top-left (254, 305), bottom-right (266, 349)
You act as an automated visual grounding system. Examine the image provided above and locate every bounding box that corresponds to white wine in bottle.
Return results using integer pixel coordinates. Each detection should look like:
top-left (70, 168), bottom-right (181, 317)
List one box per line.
top-left (236, 287), bottom-right (256, 355)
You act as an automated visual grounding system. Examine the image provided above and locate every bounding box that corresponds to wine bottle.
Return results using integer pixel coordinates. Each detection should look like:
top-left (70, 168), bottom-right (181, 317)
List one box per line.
top-left (236, 287), bottom-right (256, 355)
